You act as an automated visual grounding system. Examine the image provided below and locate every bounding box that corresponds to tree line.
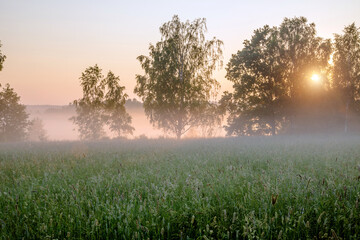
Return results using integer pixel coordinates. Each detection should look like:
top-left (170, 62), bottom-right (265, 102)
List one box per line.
top-left (223, 18), bottom-right (359, 136)
top-left (0, 16), bottom-right (359, 141)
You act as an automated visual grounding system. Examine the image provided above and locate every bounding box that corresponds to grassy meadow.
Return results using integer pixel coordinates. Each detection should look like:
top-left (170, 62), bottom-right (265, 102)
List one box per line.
top-left (0, 136), bottom-right (360, 239)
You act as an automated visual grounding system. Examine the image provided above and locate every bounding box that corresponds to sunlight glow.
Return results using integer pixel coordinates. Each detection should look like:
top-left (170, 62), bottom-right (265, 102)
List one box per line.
top-left (328, 53), bottom-right (334, 65)
top-left (311, 74), bottom-right (320, 83)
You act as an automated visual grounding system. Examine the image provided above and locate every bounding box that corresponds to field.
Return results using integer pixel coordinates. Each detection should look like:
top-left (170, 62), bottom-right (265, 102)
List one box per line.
top-left (0, 136), bottom-right (360, 239)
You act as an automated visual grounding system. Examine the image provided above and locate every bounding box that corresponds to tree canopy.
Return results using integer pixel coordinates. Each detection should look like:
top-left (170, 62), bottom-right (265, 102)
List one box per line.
top-left (333, 23), bottom-right (360, 132)
top-left (224, 25), bottom-right (287, 135)
top-left (0, 83), bottom-right (29, 141)
top-left (72, 65), bottom-right (134, 140)
top-left (224, 17), bottom-right (332, 136)
top-left (135, 15), bottom-right (223, 139)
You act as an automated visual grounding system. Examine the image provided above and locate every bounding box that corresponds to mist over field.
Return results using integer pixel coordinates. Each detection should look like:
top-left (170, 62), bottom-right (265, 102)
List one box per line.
top-left (25, 101), bottom-right (164, 141)
top-left (26, 101), bottom-right (226, 141)
top-left (25, 102), bottom-right (360, 141)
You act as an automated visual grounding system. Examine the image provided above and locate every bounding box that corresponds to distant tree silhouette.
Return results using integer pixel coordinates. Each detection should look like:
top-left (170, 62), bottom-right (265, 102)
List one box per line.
top-left (27, 117), bottom-right (47, 141)
top-left (135, 15), bottom-right (223, 139)
top-left (0, 84), bottom-right (29, 141)
top-left (333, 23), bottom-right (360, 133)
top-left (0, 41), bottom-right (5, 71)
top-left (71, 65), bottom-right (134, 140)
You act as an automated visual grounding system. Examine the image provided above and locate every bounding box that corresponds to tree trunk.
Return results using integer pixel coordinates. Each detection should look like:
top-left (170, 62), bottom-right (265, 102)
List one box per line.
top-left (177, 54), bottom-right (184, 140)
top-left (271, 120), bottom-right (276, 136)
top-left (344, 100), bottom-right (349, 133)
top-left (176, 130), bottom-right (182, 140)
top-left (270, 102), bottom-right (276, 136)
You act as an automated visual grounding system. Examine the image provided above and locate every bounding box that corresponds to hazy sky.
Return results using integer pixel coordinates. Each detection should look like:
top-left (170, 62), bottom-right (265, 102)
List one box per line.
top-left (0, 0), bottom-right (359, 105)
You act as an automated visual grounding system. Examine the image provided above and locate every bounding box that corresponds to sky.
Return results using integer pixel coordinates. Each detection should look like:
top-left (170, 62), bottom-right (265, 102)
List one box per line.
top-left (0, 0), bottom-right (359, 105)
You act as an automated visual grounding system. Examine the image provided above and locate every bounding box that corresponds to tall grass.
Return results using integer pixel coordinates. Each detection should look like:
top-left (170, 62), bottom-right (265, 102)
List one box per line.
top-left (0, 136), bottom-right (359, 239)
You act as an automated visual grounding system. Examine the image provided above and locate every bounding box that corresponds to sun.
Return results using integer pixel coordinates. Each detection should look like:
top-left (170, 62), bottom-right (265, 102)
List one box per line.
top-left (311, 74), bottom-right (320, 83)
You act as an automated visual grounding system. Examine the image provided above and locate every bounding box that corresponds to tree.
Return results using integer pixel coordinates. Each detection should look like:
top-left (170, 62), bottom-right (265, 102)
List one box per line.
top-left (278, 17), bottom-right (332, 132)
top-left (135, 15), bottom-right (223, 139)
top-left (0, 83), bottom-right (29, 141)
top-left (224, 17), bottom-right (332, 136)
top-left (103, 71), bottom-right (134, 137)
top-left (0, 41), bottom-right (5, 71)
top-left (71, 65), bottom-right (134, 140)
top-left (0, 42), bottom-right (29, 141)
top-left (333, 23), bottom-right (360, 133)
top-left (27, 118), bottom-right (47, 141)
top-left (224, 25), bottom-right (287, 135)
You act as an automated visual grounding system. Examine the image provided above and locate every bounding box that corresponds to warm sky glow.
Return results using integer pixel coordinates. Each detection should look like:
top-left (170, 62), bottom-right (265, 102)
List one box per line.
top-left (0, 0), bottom-right (359, 105)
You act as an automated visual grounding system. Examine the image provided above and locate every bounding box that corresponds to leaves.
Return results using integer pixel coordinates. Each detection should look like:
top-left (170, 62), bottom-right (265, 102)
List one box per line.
top-left (72, 65), bottom-right (134, 140)
top-left (135, 15), bottom-right (223, 139)
top-left (0, 83), bottom-right (29, 141)
top-left (333, 23), bottom-right (360, 115)
top-left (224, 17), bottom-right (332, 136)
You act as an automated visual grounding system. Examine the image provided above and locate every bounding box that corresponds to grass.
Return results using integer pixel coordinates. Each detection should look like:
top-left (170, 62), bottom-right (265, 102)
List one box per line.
top-left (0, 136), bottom-right (359, 239)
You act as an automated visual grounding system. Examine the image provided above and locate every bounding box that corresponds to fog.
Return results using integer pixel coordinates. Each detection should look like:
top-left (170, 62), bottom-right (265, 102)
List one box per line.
top-left (26, 104), bottom-right (163, 141)
top-left (26, 94), bottom-right (360, 141)
top-left (26, 102), bottom-right (360, 141)
top-left (26, 103), bottom-right (227, 141)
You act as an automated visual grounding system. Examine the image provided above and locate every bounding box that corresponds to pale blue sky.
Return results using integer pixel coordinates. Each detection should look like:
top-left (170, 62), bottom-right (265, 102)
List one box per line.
top-left (0, 0), bottom-right (359, 104)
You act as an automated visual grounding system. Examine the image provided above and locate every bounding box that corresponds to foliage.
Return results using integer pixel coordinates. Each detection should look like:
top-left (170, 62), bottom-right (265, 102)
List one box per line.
top-left (135, 15), bottom-right (223, 139)
top-left (72, 65), bottom-right (134, 140)
top-left (278, 17), bottom-right (332, 99)
top-left (0, 137), bottom-right (359, 239)
top-left (27, 117), bottom-right (48, 141)
top-left (0, 41), bottom-right (5, 71)
top-left (224, 17), bottom-right (332, 136)
top-left (0, 83), bottom-right (29, 141)
top-left (225, 25), bottom-right (288, 135)
top-left (333, 23), bottom-right (360, 132)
